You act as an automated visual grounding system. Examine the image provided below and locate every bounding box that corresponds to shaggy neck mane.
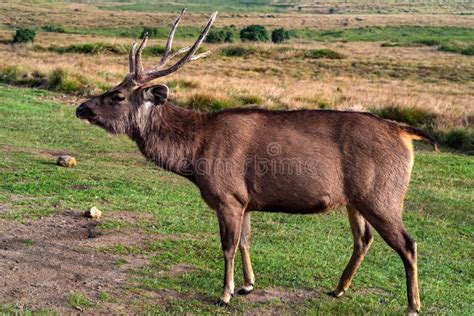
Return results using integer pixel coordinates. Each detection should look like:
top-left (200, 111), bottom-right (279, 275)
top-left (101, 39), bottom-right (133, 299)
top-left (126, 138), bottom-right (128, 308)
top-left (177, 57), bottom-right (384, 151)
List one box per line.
top-left (128, 102), bottom-right (206, 178)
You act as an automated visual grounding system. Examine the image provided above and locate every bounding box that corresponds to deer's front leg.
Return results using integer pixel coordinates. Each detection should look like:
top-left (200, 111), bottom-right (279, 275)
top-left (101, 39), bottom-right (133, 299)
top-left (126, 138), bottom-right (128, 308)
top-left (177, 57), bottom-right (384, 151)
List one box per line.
top-left (238, 212), bottom-right (254, 295)
top-left (216, 207), bottom-right (244, 306)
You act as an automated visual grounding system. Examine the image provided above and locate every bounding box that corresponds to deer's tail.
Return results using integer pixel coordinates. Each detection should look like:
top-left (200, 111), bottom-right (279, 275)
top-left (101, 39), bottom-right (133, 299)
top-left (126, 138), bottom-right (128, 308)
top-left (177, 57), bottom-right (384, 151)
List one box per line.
top-left (398, 125), bottom-right (439, 152)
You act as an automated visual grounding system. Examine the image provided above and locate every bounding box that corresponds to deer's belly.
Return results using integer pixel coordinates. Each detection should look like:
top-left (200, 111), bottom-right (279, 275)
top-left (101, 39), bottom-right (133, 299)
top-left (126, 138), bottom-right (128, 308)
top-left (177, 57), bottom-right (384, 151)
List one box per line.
top-left (251, 193), bottom-right (343, 214)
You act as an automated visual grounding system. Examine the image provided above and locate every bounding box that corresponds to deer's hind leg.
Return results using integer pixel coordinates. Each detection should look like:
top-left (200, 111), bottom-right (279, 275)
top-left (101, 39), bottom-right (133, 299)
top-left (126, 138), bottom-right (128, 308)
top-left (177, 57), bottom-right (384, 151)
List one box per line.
top-left (359, 205), bottom-right (420, 315)
top-left (331, 205), bottom-right (373, 297)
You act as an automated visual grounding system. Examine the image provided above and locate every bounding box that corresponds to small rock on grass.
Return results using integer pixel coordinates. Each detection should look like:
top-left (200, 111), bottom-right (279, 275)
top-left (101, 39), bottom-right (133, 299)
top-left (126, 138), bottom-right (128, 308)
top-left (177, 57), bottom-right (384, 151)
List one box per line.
top-left (84, 206), bottom-right (102, 219)
top-left (57, 155), bottom-right (77, 168)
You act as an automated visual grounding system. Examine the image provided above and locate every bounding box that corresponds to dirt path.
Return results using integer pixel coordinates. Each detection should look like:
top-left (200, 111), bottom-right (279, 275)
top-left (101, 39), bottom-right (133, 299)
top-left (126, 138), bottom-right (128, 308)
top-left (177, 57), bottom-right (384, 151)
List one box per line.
top-left (0, 211), bottom-right (150, 313)
top-left (0, 211), bottom-right (332, 314)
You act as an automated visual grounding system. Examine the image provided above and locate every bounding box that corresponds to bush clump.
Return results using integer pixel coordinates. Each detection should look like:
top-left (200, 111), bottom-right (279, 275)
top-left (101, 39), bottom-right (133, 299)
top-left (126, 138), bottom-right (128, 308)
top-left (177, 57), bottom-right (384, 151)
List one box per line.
top-left (439, 43), bottom-right (474, 56)
top-left (49, 43), bottom-right (128, 55)
top-left (435, 128), bottom-right (474, 153)
top-left (205, 27), bottom-right (235, 43)
top-left (47, 68), bottom-right (91, 94)
top-left (414, 39), bottom-right (441, 46)
top-left (240, 25), bottom-right (269, 42)
top-left (185, 93), bottom-right (237, 111)
top-left (220, 45), bottom-right (257, 57)
top-left (380, 42), bottom-right (403, 47)
top-left (238, 94), bottom-right (263, 105)
top-left (12, 28), bottom-right (36, 44)
top-left (271, 28), bottom-right (290, 44)
top-left (42, 25), bottom-right (66, 33)
top-left (371, 106), bottom-right (437, 130)
top-left (143, 45), bottom-right (166, 56)
top-left (0, 65), bottom-right (26, 84)
top-left (0, 65), bottom-right (46, 87)
top-left (140, 26), bottom-right (160, 39)
top-left (304, 48), bottom-right (344, 59)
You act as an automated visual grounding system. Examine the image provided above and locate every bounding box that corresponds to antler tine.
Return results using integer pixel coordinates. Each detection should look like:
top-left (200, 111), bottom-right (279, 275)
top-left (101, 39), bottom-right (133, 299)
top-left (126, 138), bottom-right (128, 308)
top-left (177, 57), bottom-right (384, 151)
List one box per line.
top-left (142, 11), bottom-right (218, 82)
top-left (167, 45), bottom-right (191, 60)
top-left (128, 42), bottom-right (137, 74)
top-left (190, 50), bottom-right (212, 61)
top-left (157, 8), bottom-right (186, 68)
top-left (134, 33), bottom-right (148, 79)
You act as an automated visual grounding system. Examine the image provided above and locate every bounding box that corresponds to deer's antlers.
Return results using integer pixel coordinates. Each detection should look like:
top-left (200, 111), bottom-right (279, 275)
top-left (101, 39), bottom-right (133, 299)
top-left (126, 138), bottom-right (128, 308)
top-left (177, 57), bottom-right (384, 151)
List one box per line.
top-left (128, 9), bottom-right (218, 84)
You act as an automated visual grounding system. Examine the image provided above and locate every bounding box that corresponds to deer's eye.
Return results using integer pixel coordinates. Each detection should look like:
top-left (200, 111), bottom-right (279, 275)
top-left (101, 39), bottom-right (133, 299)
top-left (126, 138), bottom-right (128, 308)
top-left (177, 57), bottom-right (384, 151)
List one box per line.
top-left (111, 94), bottom-right (125, 102)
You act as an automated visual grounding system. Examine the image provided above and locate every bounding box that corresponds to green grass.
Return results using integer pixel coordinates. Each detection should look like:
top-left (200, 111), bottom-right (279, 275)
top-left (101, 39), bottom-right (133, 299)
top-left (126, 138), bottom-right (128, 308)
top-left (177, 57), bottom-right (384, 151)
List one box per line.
top-left (0, 85), bottom-right (473, 314)
top-left (67, 293), bottom-right (93, 310)
top-left (45, 25), bottom-right (204, 40)
top-left (35, 21), bottom-right (474, 49)
top-left (96, 0), bottom-right (284, 14)
top-left (293, 26), bottom-right (474, 44)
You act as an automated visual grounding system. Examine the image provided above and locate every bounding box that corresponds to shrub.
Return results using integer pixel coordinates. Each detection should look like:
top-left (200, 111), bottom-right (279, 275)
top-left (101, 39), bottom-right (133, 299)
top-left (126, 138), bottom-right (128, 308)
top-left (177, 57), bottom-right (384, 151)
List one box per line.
top-left (238, 94), bottom-right (263, 105)
top-left (140, 26), bottom-right (160, 39)
top-left (12, 28), bottom-right (36, 44)
top-left (435, 128), bottom-right (474, 153)
top-left (220, 45), bottom-right (257, 57)
top-left (0, 65), bottom-right (46, 87)
top-left (143, 45), bottom-right (166, 56)
top-left (439, 42), bottom-right (474, 56)
top-left (240, 25), bottom-right (269, 42)
top-left (271, 28), bottom-right (290, 44)
top-left (461, 45), bottom-right (474, 56)
top-left (381, 42), bottom-right (402, 47)
top-left (371, 106), bottom-right (437, 130)
top-left (329, 7), bottom-right (337, 14)
top-left (205, 27), bottom-right (235, 43)
top-left (47, 68), bottom-right (91, 94)
top-left (49, 43), bottom-right (128, 55)
top-left (304, 49), bottom-right (344, 59)
top-left (185, 93), bottom-right (237, 111)
top-left (415, 39), bottom-right (440, 46)
top-left (42, 25), bottom-right (66, 33)
top-left (0, 65), bottom-right (25, 84)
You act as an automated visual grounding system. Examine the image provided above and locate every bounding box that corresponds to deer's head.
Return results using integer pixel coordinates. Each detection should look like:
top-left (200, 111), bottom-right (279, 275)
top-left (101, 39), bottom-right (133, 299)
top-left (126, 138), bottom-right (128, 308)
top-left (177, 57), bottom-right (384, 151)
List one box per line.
top-left (76, 9), bottom-right (217, 134)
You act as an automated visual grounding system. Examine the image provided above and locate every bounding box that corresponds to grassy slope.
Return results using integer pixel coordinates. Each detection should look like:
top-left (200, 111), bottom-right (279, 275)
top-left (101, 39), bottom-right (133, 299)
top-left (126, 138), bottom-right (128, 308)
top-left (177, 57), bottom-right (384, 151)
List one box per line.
top-left (0, 85), bottom-right (473, 314)
top-left (40, 24), bottom-right (474, 45)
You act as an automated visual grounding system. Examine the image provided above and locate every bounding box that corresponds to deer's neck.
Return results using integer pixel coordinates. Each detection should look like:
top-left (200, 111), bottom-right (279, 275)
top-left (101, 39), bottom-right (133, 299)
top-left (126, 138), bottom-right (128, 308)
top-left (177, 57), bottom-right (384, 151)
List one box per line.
top-left (129, 103), bottom-right (206, 178)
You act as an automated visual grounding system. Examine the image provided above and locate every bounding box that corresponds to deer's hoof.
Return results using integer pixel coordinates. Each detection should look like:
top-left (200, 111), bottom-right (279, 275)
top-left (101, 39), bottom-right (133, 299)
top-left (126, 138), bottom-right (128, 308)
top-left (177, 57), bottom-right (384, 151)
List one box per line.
top-left (215, 299), bottom-right (227, 307)
top-left (237, 285), bottom-right (254, 295)
top-left (406, 310), bottom-right (420, 316)
top-left (327, 290), bottom-right (345, 298)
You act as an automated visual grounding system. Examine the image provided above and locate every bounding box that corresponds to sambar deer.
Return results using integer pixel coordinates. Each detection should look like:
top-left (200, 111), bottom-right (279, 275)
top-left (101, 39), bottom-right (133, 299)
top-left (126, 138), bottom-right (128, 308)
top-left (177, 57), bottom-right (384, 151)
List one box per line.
top-left (76, 10), bottom-right (438, 315)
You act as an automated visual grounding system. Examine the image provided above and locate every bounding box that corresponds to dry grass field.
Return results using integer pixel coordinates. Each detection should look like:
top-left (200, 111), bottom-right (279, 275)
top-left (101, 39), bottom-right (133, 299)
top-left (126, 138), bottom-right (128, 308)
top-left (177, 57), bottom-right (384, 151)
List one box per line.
top-left (1, 2), bottom-right (473, 138)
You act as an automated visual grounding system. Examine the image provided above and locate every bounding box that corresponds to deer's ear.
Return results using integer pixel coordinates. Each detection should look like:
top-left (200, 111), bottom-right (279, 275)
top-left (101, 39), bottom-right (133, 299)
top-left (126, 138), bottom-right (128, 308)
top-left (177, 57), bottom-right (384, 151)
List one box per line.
top-left (143, 84), bottom-right (169, 105)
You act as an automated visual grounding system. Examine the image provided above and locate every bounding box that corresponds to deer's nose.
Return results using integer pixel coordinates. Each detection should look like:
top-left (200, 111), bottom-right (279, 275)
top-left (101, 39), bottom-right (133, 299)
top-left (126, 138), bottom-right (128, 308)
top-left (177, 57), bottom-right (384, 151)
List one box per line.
top-left (76, 103), bottom-right (89, 118)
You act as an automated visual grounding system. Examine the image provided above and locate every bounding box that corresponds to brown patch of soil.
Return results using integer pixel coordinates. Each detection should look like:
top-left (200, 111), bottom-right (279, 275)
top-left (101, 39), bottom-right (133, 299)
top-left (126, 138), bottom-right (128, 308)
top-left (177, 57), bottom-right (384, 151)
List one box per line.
top-left (106, 211), bottom-right (155, 224)
top-left (168, 263), bottom-right (197, 277)
top-left (242, 287), bottom-right (321, 304)
top-left (0, 211), bottom-right (155, 313)
top-left (0, 203), bottom-right (9, 213)
top-left (357, 287), bottom-right (390, 296)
